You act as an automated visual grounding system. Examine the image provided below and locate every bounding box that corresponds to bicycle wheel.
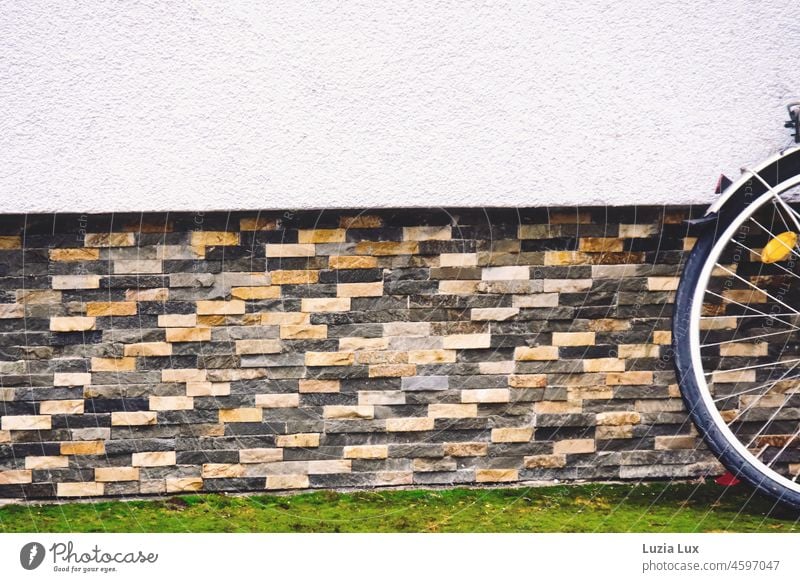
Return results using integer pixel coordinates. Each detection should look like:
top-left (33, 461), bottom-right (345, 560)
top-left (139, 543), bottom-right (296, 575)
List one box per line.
top-left (673, 146), bottom-right (800, 508)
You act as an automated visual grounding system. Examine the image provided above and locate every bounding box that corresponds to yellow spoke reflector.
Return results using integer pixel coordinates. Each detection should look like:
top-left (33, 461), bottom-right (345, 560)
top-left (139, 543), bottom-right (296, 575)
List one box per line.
top-left (761, 231), bottom-right (798, 263)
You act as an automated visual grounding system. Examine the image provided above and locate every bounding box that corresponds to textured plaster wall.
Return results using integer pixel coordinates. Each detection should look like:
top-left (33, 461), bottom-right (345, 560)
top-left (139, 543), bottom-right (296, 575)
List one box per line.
top-left (2, 1), bottom-right (800, 213)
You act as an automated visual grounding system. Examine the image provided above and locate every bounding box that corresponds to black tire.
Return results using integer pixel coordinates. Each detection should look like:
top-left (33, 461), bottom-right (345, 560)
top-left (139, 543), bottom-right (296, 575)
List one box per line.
top-left (673, 211), bottom-right (800, 509)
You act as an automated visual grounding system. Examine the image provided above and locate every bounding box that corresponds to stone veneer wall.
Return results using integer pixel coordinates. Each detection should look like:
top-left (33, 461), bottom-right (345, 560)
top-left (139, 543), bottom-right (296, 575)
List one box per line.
top-left (0, 207), bottom-right (723, 499)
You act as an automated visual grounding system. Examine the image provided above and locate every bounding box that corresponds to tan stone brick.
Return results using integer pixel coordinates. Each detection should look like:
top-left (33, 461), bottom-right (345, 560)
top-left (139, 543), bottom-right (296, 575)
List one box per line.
top-left (162, 368), bottom-right (207, 382)
top-left (50, 316), bottom-right (95, 332)
top-left (712, 369), bottom-right (757, 383)
top-left (113, 259), bottom-right (163, 274)
top-left (166, 327), bottom-right (212, 342)
top-left (61, 441), bottom-right (105, 455)
top-left (86, 302), bottom-right (137, 316)
top-left (323, 405), bottom-right (374, 419)
top-left (337, 282), bottom-right (384, 297)
top-left (91, 357), bottom-right (136, 372)
top-left (0, 235), bottom-right (21, 249)
top-left (219, 408), bottom-right (262, 423)
top-left (408, 349), bottom-right (456, 364)
top-left (618, 344), bottom-right (660, 358)
top-left (579, 237), bottom-right (624, 252)
top-left (339, 337), bottom-right (389, 351)
top-left (355, 241), bottom-right (418, 256)
top-left (343, 445), bottom-right (388, 459)
top-left (25, 456), bottom-right (69, 469)
top-left (619, 223), bottom-right (657, 238)
top-left (280, 324), bottom-right (327, 339)
top-left (567, 386), bottom-right (614, 400)
top-left (306, 351), bottom-right (354, 366)
top-left (49, 248), bottom-right (100, 261)
top-left (240, 217), bottom-right (280, 231)
top-left (126, 287), bottom-right (169, 301)
top-left (298, 229), bottom-right (347, 243)
top-left (553, 439), bottom-right (595, 454)
top-left (266, 243), bottom-right (316, 257)
top-left (508, 374), bottom-right (547, 388)
top-left (266, 474), bottom-right (309, 490)
top-left (17, 289), bottom-right (62, 304)
top-left (271, 270), bottom-right (319, 285)
top-left (301, 297), bottom-right (351, 312)
top-left (0, 430), bottom-right (9, 442)
top-left (191, 231), bottom-right (239, 248)
top-left (552, 332), bottom-right (595, 346)
top-left (256, 393), bottom-right (300, 408)
top-left (2, 415), bottom-right (51, 430)
top-left (596, 411), bottom-right (641, 426)
top-left (542, 278), bottom-right (592, 293)
top-left (276, 433), bottom-right (320, 448)
top-left (95, 467), bottom-right (140, 482)
top-left (339, 215), bottom-right (383, 229)
top-left (440, 253), bottom-right (478, 267)
top-left (606, 371), bottom-right (653, 385)
top-left (582, 358), bottom-right (625, 372)
top-left (0, 469), bottom-right (32, 484)
top-left (403, 226), bottom-right (451, 241)
top-left (535, 401), bottom-right (582, 414)
top-left (461, 389), bottom-right (510, 403)
top-left (514, 346), bottom-right (558, 361)
top-left (39, 400), bottom-right (84, 415)
top-left (491, 427), bottom-right (533, 443)
top-left (655, 436), bottom-right (696, 450)
top-left (186, 381), bottom-right (230, 396)
top-left (240, 448), bottom-right (283, 463)
top-left (328, 255), bottom-right (378, 269)
top-left (166, 477), bottom-right (204, 492)
top-left (85, 233), bottom-right (135, 247)
top-left (299, 379), bottom-right (340, 393)
top-left (132, 451), bottom-right (177, 467)
top-left (235, 339), bottom-right (282, 355)
top-left (596, 425), bottom-right (633, 440)
top-left (476, 469), bottom-right (518, 483)
top-left (442, 334), bottom-right (491, 350)
top-left (512, 294), bottom-right (560, 308)
top-left (202, 463), bottom-right (245, 478)
top-left (111, 411), bottom-right (157, 426)
top-left (158, 314), bottom-right (197, 328)
top-left (57, 482), bottom-right (104, 497)
top-left (588, 318), bottom-right (631, 332)
top-left (471, 307), bottom-right (519, 321)
top-left (369, 364), bottom-right (416, 377)
top-left (653, 330), bottom-right (671, 344)
top-left (386, 417), bottom-right (435, 432)
top-left (438, 280), bottom-right (480, 295)
top-left (124, 342), bottom-right (172, 357)
top-left (149, 396), bottom-right (194, 411)
top-left (197, 300), bottom-right (246, 315)
top-left (231, 286), bottom-right (281, 300)
top-left (481, 266), bottom-right (529, 280)
top-left (261, 312), bottom-right (309, 326)
top-left (444, 442), bottom-right (488, 457)
top-left (52, 275), bottom-right (102, 290)
top-left (719, 342), bottom-right (769, 357)
top-left (524, 454), bottom-right (567, 469)
top-left (429, 403), bottom-right (478, 418)
top-left (647, 277), bottom-right (680, 291)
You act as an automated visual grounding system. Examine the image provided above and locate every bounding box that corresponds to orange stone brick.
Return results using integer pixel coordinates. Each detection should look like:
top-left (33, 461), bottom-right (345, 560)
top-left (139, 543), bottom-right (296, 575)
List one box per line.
top-left (86, 302), bottom-right (137, 316)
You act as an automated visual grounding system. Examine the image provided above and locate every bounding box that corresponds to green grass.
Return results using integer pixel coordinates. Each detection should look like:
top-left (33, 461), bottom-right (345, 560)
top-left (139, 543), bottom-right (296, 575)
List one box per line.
top-left (1, 481), bottom-right (799, 533)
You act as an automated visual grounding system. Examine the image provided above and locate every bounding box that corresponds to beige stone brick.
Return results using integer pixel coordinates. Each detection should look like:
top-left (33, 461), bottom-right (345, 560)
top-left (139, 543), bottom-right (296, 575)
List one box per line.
top-left (429, 403), bottom-right (478, 418)
top-left (124, 342), bottom-right (172, 357)
top-left (337, 282), bottom-right (384, 297)
top-left (190, 231), bottom-right (239, 247)
top-left (2, 415), bottom-right (51, 430)
top-left (298, 229), bottom-right (347, 243)
top-left (440, 253), bottom-right (478, 267)
top-left (588, 318), bottom-right (631, 332)
top-left (444, 442), bottom-right (488, 457)
top-left (512, 293), bottom-right (560, 308)
top-left (719, 342), bottom-right (769, 357)
top-left (219, 408), bottom-right (262, 423)
top-left (582, 358), bottom-right (625, 372)
top-left (111, 411), bottom-right (157, 426)
top-left (271, 270), bottom-right (319, 285)
top-left (166, 327), bottom-right (212, 342)
top-left (25, 456), bottom-right (69, 470)
top-left (240, 217), bottom-right (280, 231)
top-left (403, 226), bottom-right (451, 241)
top-left (596, 425), bottom-right (634, 440)
top-left (132, 451), bottom-right (176, 467)
top-left (0, 235), bottom-right (21, 249)
top-left (358, 391), bottom-right (405, 406)
top-left (542, 279), bottom-right (592, 293)
top-left (524, 454), bottom-right (567, 469)
top-left (162, 368), bottom-right (207, 382)
top-left (126, 287), bottom-right (169, 301)
top-left (355, 241), bottom-right (418, 256)
top-left (306, 351), bottom-right (354, 366)
top-left (647, 277), bottom-right (680, 291)
top-left (95, 467), bottom-right (140, 482)
top-left (301, 297), bottom-right (351, 312)
top-left (386, 417), bottom-right (434, 432)
top-left (491, 427), bottom-right (533, 443)
top-left (266, 243), bottom-right (316, 257)
top-left (231, 286), bottom-right (281, 300)
top-left (57, 482), bottom-right (104, 497)
top-left (653, 330), bottom-right (671, 344)
top-left (256, 394), bottom-right (300, 408)
top-left (606, 371), bottom-right (653, 385)
top-left (91, 357), bottom-right (136, 372)
top-left (197, 300), bottom-right (246, 315)
top-left (552, 332), bottom-right (595, 346)
top-left (85, 233), bottom-right (135, 247)
top-left (438, 280), bottom-right (480, 295)
top-left (712, 369), bottom-right (757, 383)
top-left (329, 255), bottom-right (378, 269)
top-left (471, 307), bottom-right (519, 321)
top-left (140, 480), bottom-right (166, 495)
top-left (461, 389), bottom-right (510, 403)
top-left (579, 237), bottom-right (624, 252)
top-left (235, 339), bottom-right (282, 355)
top-left (50, 316), bottom-right (95, 332)
top-left (17, 289), bottom-right (62, 304)
top-left (0, 430), bottom-right (9, 442)
top-left (280, 324), bottom-right (327, 339)
top-left (0, 469), bottom-right (32, 484)
top-left (553, 439), bottom-right (595, 454)
top-left (323, 405), bottom-right (374, 419)
top-left (442, 334), bottom-right (491, 349)
top-left (339, 337), bottom-right (389, 351)
top-left (166, 477), bottom-right (204, 492)
top-left (240, 448), bottom-right (283, 463)
top-left (186, 381), bottom-right (230, 396)
top-left (276, 433), bottom-right (320, 448)
top-left (113, 259), bottom-right (163, 274)
top-left (158, 314), bottom-right (197, 328)
top-left (481, 266), bottom-right (529, 280)
top-left (596, 411), bottom-right (641, 426)
top-left (343, 445), bottom-right (388, 459)
top-left (508, 374), bottom-right (547, 388)
top-left (535, 401), bottom-right (582, 414)
top-left (476, 469), bottom-right (518, 483)
top-left (619, 223), bottom-right (657, 238)
top-left (514, 346), bottom-right (558, 361)
top-left (408, 350), bottom-right (456, 364)
top-left (655, 435), bottom-right (696, 450)
top-left (261, 312), bottom-right (309, 325)
top-left (202, 463), bottom-right (245, 478)
top-left (618, 344), bottom-right (660, 358)
top-left (49, 248), bottom-right (100, 261)
top-left (369, 364), bottom-right (416, 377)
top-left (149, 396), bottom-right (194, 411)
top-left (61, 441), bottom-right (105, 455)
top-left (40, 400), bottom-right (84, 415)
top-left (299, 379), bottom-right (340, 393)
top-left (567, 386), bottom-right (614, 400)
top-left (266, 474), bottom-right (309, 490)
top-left (52, 275), bottom-right (102, 289)
top-left (86, 302), bottom-right (137, 317)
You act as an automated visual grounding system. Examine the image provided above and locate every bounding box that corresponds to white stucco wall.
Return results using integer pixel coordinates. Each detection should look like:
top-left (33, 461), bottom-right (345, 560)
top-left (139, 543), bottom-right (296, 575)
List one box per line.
top-left (2, 1), bottom-right (799, 213)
